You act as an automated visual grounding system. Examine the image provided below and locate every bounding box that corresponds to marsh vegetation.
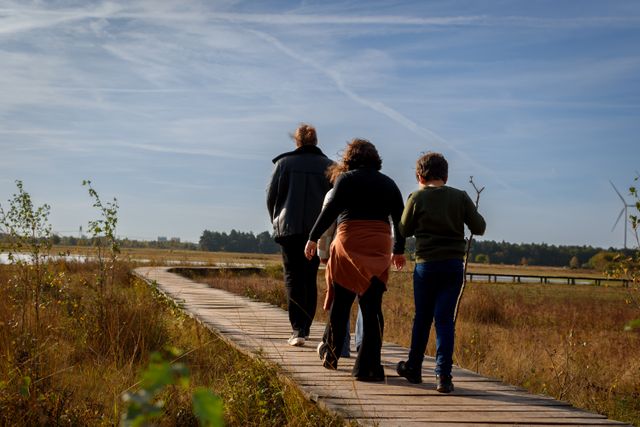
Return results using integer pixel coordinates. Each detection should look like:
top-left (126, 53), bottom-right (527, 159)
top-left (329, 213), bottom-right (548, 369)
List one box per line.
top-left (189, 266), bottom-right (640, 426)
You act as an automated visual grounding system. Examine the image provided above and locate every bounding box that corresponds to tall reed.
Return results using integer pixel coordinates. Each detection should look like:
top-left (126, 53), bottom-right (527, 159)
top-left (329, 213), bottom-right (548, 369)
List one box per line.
top-left (194, 267), bottom-right (640, 426)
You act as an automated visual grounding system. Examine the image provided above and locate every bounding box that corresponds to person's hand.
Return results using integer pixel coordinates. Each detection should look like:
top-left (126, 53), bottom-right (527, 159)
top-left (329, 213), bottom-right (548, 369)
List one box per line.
top-left (304, 240), bottom-right (317, 260)
top-left (392, 254), bottom-right (406, 270)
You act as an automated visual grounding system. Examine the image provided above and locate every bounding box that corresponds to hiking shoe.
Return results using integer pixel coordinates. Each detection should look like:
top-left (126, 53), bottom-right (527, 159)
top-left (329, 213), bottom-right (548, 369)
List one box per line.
top-left (355, 366), bottom-right (385, 382)
top-left (288, 333), bottom-right (305, 347)
top-left (396, 361), bottom-right (422, 384)
top-left (436, 374), bottom-right (454, 393)
top-left (317, 342), bottom-right (337, 370)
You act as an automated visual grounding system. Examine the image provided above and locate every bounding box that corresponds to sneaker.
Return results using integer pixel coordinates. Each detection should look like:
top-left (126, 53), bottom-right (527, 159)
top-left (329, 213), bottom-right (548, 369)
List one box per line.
top-left (288, 333), bottom-right (305, 347)
top-left (436, 374), bottom-right (454, 393)
top-left (396, 361), bottom-right (422, 384)
top-left (317, 342), bottom-right (337, 370)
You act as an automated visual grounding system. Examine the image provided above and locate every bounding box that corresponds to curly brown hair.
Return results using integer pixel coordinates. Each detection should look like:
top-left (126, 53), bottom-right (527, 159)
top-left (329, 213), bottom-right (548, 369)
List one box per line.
top-left (416, 152), bottom-right (448, 182)
top-left (330, 138), bottom-right (382, 178)
top-left (291, 123), bottom-right (317, 147)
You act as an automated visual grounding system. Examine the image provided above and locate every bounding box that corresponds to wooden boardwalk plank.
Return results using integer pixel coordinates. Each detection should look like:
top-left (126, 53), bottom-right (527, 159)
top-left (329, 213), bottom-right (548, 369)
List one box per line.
top-left (134, 266), bottom-right (631, 426)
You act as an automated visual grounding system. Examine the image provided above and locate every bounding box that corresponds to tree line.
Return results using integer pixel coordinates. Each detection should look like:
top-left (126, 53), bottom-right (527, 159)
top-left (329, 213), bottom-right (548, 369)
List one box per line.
top-left (2, 230), bottom-right (632, 268)
top-left (169, 231), bottom-right (637, 268)
top-left (467, 240), bottom-right (610, 268)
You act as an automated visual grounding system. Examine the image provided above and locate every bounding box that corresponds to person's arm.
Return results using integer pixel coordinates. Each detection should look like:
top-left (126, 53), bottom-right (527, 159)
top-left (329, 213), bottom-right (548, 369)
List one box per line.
top-left (305, 176), bottom-right (347, 260)
top-left (309, 176), bottom-right (346, 242)
top-left (399, 192), bottom-right (417, 238)
top-left (389, 182), bottom-right (406, 255)
top-left (317, 190), bottom-right (337, 262)
top-left (266, 162), bottom-right (282, 220)
top-left (317, 221), bottom-right (336, 262)
top-left (463, 191), bottom-right (486, 235)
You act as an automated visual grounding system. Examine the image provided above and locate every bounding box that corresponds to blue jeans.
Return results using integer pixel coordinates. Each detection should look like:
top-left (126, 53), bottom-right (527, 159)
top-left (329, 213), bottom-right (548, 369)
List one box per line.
top-left (355, 304), bottom-right (363, 351)
top-left (407, 259), bottom-right (464, 377)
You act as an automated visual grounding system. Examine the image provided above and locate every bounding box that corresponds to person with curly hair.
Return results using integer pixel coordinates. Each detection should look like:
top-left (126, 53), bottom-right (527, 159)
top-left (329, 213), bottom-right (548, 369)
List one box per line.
top-left (305, 138), bottom-right (406, 381)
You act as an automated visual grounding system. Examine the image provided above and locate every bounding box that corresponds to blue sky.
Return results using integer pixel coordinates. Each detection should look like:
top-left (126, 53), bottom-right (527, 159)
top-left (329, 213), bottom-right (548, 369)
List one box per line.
top-left (1, 0), bottom-right (639, 248)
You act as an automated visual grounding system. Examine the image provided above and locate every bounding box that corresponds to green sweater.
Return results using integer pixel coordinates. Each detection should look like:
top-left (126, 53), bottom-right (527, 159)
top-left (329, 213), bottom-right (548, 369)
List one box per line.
top-left (400, 185), bottom-right (486, 262)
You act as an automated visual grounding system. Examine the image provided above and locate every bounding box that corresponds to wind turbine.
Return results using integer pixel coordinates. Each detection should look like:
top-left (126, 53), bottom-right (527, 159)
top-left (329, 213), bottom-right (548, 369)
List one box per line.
top-left (610, 180), bottom-right (634, 249)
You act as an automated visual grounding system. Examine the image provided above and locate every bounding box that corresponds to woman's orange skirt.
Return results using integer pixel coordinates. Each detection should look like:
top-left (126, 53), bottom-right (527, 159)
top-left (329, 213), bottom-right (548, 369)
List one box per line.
top-left (323, 220), bottom-right (392, 309)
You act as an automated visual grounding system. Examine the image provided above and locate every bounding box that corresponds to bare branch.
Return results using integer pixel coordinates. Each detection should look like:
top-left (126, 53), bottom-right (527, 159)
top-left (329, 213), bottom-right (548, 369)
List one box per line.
top-left (454, 176), bottom-right (485, 324)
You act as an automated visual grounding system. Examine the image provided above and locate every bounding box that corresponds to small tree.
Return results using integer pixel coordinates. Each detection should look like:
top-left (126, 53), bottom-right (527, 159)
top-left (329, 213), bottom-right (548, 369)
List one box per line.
top-left (83, 180), bottom-right (120, 289)
top-left (588, 251), bottom-right (617, 270)
top-left (0, 180), bottom-right (52, 333)
top-left (569, 256), bottom-right (580, 269)
top-left (474, 253), bottom-right (490, 264)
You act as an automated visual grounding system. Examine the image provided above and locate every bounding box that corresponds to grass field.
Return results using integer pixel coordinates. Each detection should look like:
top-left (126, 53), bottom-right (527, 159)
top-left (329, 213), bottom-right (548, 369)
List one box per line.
top-left (185, 260), bottom-right (640, 427)
top-left (0, 258), bottom-right (343, 426)
top-left (2, 246), bottom-right (637, 425)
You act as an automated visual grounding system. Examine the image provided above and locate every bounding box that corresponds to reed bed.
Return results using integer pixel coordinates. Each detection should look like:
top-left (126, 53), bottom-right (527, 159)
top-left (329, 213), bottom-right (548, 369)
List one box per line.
top-left (192, 265), bottom-right (640, 426)
top-left (0, 261), bottom-right (342, 426)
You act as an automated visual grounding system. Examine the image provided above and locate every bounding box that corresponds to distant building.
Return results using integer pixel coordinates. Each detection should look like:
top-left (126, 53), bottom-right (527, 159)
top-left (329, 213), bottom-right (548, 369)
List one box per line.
top-left (157, 236), bottom-right (168, 242)
top-left (170, 237), bottom-right (180, 243)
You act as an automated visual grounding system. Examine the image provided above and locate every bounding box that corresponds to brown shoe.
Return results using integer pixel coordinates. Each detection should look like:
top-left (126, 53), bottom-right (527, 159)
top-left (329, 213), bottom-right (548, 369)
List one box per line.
top-left (436, 375), bottom-right (454, 393)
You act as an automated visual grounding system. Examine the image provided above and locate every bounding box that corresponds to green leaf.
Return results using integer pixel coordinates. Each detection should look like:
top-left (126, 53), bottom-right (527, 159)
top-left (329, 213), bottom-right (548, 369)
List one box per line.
top-left (140, 361), bottom-right (174, 394)
top-left (19, 376), bottom-right (31, 398)
top-left (624, 318), bottom-right (640, 332)
top-left (192, 387), bottom-right (224, 427)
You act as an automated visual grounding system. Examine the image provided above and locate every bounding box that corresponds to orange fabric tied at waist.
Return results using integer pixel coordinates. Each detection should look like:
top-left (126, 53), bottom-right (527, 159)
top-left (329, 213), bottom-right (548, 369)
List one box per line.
top-left (324, 220), bottom-right (393, 307)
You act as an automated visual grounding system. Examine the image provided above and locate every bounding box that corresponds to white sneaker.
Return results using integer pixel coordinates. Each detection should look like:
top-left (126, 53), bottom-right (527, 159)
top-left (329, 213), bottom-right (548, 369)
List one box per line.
top-left (288, 333), bottom-right (305, 346)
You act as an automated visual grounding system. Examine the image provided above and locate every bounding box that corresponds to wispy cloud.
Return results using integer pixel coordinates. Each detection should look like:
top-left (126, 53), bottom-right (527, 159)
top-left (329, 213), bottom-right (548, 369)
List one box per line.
top-left (113, 141), bottom-right (263, 161)
top-left (2, 2), bottom-right (639, 39)
top-left (0, 2), bottom-right (123, 35)
top-left (1, 0), bottom-right (639, 247)
top-left (143, 178), bottom-right (215, 191)
top-left (246, 28), bottom-right (513, 189)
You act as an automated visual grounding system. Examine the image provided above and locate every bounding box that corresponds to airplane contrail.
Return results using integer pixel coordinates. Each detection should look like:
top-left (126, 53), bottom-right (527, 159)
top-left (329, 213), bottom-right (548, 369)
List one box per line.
top-left (248, 29), bottom-right (512, 189)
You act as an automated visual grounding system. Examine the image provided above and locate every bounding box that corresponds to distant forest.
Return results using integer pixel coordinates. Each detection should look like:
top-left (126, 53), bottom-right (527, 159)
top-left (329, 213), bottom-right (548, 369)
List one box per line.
top-left (2, 230), bottom-right (632, 268)
top-left (198, 232), bottom-right (635, 268)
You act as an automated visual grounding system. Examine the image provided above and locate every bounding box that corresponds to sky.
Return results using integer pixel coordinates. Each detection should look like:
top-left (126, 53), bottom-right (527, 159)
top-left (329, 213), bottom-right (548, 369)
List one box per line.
top-left (1, 0), bottom-right (639, 249)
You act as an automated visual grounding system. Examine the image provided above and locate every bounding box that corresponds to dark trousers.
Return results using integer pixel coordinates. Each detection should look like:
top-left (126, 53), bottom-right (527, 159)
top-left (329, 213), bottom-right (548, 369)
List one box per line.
top-left (407, 259), bottom-right (464, 377)
top-left (280, 235), bottom-right (319, 336)
top-left (323, 277), bottom-right (385, 378)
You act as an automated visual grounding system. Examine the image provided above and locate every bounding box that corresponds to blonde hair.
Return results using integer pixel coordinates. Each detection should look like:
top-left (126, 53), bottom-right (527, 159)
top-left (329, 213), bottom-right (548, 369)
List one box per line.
top-left (291, 123), bottom-right (317, 147)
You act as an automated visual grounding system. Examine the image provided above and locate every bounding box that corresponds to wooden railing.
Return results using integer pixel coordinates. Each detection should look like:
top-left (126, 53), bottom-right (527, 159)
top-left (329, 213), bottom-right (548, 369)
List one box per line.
top-left (467, 272), bottom-right (629, 287)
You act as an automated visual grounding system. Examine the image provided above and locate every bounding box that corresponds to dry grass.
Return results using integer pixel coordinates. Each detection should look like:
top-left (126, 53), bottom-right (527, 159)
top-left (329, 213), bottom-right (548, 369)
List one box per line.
top-left (190, 265), bottom-right (640, 426)
top-left (467, 262), bottom-right (613, 279)
top-left (0, 261), bottom-right (342, 426)
top-left (53, 245), bottom-right (282, 267)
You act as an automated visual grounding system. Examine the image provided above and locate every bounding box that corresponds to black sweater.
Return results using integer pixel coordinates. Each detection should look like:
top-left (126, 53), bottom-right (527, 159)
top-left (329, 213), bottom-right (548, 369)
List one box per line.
top-left (309, 168), bottom-right (406, 254)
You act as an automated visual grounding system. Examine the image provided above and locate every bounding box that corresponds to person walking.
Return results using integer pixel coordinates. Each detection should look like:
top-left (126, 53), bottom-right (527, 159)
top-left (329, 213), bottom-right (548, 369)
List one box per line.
top-left (305, 138), bottom-right (406, 381)
top-left (396, 152), bottom-right (486, 393)
top-left (267, 123), bottom-right (334, 347)
top-left (317, 164), bottom-right (363, 358)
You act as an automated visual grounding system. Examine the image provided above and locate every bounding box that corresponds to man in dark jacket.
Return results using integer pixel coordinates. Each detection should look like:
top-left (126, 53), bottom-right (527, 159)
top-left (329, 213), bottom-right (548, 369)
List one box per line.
top-left (267, 123), bottom-right (334, 346)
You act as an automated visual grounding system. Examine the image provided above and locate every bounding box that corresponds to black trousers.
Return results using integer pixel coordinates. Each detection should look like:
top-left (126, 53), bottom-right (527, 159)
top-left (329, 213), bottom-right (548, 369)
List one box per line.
top-left (323, 277), bottom-right (385, 378)
top-left (279, 235), bottom-right (319, 336)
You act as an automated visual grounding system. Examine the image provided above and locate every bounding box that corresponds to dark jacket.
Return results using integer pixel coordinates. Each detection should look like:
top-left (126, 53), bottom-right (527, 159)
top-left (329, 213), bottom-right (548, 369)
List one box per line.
top-left (309, 167), bottom-right (406, 254)
top-left (267, 145), bottom-right (334, 241)
top-left (400, 185), bottom-right (486, 262)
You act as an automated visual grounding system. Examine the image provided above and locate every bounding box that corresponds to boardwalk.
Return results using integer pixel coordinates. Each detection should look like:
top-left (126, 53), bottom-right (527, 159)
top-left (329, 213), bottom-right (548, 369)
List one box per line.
top-left (134, 266), bottom-right (630, 426)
